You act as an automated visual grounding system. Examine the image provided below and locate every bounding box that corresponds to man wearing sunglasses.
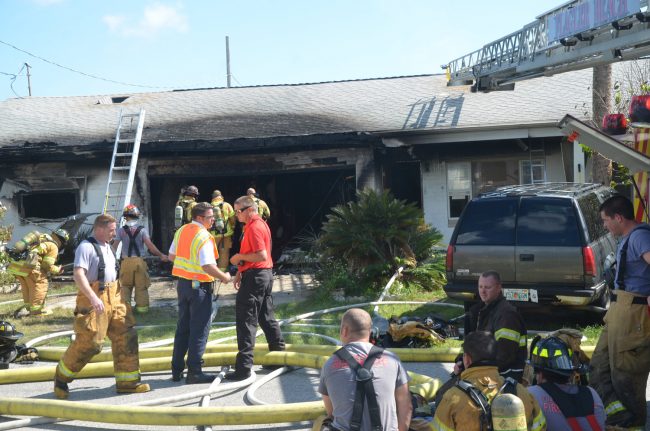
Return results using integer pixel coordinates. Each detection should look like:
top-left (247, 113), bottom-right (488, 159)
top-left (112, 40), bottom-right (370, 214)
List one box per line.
top-left (225, 196), bottom-right (285, 381)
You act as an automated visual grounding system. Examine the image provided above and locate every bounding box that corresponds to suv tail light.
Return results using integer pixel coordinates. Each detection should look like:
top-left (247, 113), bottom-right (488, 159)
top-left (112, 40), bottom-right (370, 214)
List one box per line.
top-left (446, 245), bottom-right (454, 272)
top-left (583, 246), bottom-right (596, 276)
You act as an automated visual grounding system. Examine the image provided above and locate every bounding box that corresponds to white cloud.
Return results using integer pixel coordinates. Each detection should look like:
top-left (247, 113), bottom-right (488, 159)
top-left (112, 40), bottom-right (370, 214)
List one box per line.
top-left (103, 3), bottom-right (188, 38)
top-left (103, 15), bottom-right (126, 32)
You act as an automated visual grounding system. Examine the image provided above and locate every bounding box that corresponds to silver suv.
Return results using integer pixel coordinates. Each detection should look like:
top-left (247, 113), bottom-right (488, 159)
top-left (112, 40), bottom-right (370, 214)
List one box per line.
top-left (444, 183), bottom-right (617, 311)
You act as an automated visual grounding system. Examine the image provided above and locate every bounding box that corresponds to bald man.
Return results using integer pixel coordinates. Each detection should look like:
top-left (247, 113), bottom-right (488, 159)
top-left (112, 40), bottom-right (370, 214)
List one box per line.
top-left (318, 309), bottom-right (412, 431)
top-left (246, 188), bottom-right (270, 220)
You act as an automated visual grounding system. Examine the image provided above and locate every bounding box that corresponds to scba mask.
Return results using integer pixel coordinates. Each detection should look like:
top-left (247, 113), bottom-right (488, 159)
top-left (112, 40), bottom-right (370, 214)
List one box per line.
top-left (125, 220), bottom-right (138, 227)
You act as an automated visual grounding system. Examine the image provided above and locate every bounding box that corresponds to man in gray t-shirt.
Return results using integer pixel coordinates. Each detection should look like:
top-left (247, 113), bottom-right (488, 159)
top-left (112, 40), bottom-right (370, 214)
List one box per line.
top-left (54, 214), bottom-right (149, 400)
top-left (74, 239), bottom-right (118, 283)
top-left (318, 309), bottom-right (412, 431)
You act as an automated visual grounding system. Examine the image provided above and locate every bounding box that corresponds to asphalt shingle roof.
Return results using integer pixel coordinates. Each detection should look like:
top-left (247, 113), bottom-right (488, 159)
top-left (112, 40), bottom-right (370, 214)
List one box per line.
top-left (0, 71), bottom-right (594, 148)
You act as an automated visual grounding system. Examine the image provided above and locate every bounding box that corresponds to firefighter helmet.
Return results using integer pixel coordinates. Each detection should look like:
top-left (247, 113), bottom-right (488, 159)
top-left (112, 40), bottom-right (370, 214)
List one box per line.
top-left (184, 186), bottom-right (199, 197)
top-left (52, 229), bottom-right (70, 247)
top-left (529, 336), bottom-right (578, 376)
top-left (123, 204), bottom-right (141, 219)
top-left (212, 189), bottom-right (222, 199)
top-left (0, 321), bottom-right (23, 342)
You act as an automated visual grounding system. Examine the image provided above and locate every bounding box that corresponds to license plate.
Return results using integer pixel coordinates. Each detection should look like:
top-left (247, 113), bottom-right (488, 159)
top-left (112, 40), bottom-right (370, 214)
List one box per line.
top-left (504, 288), bottom-right (529, 302)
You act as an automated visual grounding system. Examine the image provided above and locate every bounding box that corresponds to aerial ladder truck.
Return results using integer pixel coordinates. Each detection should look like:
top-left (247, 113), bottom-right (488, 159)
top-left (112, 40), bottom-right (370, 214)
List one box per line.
top-left (444, 0), bottom-right (650, 219)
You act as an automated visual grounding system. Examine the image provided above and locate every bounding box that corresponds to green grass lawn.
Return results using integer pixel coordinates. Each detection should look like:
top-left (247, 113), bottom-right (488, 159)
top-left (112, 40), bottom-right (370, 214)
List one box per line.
top-left (0, 280), bottom-right (604, 349)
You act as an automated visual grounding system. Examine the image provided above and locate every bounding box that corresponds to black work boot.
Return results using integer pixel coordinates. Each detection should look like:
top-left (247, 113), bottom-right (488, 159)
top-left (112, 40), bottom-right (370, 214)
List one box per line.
top-left (185, 371), bottom-right (216, 384)
top-left (171, 370), bottom-right (184, 382)
top-left (224, 369), bottom-right (252, 381)
top-left (54, 379), bottom-right (69, 400)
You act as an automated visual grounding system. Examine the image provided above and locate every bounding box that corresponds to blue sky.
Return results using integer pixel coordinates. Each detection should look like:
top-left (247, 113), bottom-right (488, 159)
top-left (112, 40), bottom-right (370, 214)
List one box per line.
top-left (0, 1), bottom-right (557, 101)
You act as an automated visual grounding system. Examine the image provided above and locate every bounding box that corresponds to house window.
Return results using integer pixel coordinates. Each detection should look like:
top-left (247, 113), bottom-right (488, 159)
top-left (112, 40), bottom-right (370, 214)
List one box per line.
top-left (447, 162), bottom-right (471, 218)
top-left (519, 159), bottom-right (546, 184)
top-left (21, 191), bottom-right (78, 219)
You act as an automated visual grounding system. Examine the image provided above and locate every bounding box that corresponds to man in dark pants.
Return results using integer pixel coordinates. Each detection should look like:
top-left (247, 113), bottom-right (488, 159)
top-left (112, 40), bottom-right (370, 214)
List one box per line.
top-left (225, 195), bottom-right (285, 381)
top-left (169, 202), bottom-right (231, 384)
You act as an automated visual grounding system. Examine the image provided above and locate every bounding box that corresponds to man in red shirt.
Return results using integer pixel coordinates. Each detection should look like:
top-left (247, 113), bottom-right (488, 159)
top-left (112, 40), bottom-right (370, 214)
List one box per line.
top-left (225, 195), bottom-right (285, 380)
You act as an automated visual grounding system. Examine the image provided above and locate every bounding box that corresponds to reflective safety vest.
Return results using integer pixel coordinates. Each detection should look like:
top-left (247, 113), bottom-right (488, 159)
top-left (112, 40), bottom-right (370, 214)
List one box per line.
top-left (171, 223), bottom-right (218, 282)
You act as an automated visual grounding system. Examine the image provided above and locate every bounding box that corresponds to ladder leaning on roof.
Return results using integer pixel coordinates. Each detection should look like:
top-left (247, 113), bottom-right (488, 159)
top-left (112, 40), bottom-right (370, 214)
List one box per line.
top-left (102, 108), bottom-right (146, 224)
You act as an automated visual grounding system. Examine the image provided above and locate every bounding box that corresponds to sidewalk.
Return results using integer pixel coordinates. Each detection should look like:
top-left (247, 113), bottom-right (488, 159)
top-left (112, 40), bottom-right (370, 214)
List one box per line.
top-left (48, 273), bottom-right (317, 311)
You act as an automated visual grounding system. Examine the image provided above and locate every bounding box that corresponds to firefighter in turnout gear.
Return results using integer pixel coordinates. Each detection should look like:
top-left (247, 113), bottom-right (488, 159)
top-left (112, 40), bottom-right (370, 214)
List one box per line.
top-left (54, 214), bottom-right (149, 399)
top-left (175, 185), bottom-right (199, 228)
top-left (210, 190), bottom-right (235, 270)
top-left (464, 270), bottom-right (527, 382)
top-left (7, 228), bottom-right (69, 317)
top-left (433, 331), bottom-right (546, 431)
top-left (246, 188), bottom-right (270, 220)
top-left (113, 204), bottom-right (168, 314)
top-left (592, 195), bottom-right (650, 429)
top-left (527, 336), bottom-right (606, 430)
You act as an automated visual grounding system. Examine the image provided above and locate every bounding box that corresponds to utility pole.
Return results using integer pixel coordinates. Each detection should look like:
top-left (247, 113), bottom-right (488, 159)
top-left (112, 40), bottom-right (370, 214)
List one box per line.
top-left (590, 64), bottom-right (612, 185)
top-left (225, 36), bottom-right (231, 88)
top-left (25, 63), bottom-right (32, 96)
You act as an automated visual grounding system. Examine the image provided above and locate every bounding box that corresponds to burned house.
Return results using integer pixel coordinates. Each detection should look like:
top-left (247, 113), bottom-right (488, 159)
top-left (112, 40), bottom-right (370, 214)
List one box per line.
top-left (0, 71), bottom-right (593, 254)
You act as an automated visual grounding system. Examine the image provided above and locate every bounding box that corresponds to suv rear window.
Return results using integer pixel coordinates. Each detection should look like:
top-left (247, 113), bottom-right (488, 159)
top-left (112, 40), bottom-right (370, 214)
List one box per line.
top-left (517, 197), bottom-right (581, 246)
top-left (456, 198), bottom-right (517, 245)
top-left (577, 193), bottom-right (608, 242)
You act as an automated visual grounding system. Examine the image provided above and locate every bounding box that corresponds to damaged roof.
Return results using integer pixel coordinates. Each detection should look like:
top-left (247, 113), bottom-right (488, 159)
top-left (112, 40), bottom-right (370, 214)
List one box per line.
top-left (0, 71), bottom-right (593, 148)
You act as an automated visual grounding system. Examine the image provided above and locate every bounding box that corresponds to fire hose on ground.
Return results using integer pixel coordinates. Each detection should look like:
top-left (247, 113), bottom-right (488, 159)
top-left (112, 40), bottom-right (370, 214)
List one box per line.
top-left (0, 265), bottom-right (597, 428)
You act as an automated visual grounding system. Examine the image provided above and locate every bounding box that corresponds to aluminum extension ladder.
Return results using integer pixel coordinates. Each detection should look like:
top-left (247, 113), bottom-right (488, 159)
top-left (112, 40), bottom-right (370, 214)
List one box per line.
top-left (102, 108), bottom-right (146, 224)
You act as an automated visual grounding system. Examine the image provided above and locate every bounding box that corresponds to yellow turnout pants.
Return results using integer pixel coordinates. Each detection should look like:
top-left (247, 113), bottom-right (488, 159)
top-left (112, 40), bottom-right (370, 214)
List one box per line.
top-left (17, 269), bottom-right (49, 313)
top-left (119, 256), bottom-right (150, 313)
top-left (591, 290), bottom-right (650, 428)
top-left (55, 281), bottom-right (143, 389)
top-left (215, 235), bottom-right (232, 271)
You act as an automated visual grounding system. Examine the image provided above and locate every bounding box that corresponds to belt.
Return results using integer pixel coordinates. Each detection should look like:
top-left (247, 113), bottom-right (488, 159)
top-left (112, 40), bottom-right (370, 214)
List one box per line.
top-left (177, 278), bottom-right (213, 288)
top-left (612, 295), bottom-right (648, 305)
top-left (241, 267), bottom-right (272, 274)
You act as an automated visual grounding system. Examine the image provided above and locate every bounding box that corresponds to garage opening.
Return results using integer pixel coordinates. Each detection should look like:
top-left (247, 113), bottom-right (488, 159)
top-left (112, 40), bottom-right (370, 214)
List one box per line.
top-left (149, 168), bottom-right (356, 261)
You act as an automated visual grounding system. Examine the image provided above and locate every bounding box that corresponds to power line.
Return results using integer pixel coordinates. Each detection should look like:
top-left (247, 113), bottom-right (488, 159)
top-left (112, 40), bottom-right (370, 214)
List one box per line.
top-left (9, 63), bottom-right (25, 98)
top-left (0, 39), bottom-right (172, 90)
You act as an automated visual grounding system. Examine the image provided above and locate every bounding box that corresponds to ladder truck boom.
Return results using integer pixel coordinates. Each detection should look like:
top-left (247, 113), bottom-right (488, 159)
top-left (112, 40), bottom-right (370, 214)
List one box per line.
top-left (444, 0), bottom-right (650, 92)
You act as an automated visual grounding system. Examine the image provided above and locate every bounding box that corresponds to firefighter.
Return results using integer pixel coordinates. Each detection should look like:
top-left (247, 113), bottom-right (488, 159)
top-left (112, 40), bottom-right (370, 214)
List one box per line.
top-left (175, 185), bottom-right (200, 227)
top-left (432, 331), bottom-right (546, 431)
top-left (592, 195), bottom-right (650, 429)
top-left (54, 214), bottom-right (149, 399)
top-left (7, 228), bottom-right (69, 317)
top-left (113, 204), bottom-right (168, 314)
top-left (246, 188), bottom-right (270, 220)
top-left (209, 190), bottom-right (235, 271)
top-left (527, 336), bottom-right (606, 430)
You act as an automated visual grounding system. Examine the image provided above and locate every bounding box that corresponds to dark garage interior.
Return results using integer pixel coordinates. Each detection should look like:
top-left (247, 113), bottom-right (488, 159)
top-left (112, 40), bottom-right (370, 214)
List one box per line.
top-left (149, 168), bottom-right (357, 261)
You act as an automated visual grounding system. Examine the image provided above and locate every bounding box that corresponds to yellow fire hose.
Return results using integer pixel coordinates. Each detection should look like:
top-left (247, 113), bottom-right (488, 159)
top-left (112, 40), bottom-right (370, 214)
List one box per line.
top-left (0, 350), bottom-right (440, 426)
top-left (36, 342), bottom-right (464, 363)
top-left (36, 342), bottom-right (595, 363)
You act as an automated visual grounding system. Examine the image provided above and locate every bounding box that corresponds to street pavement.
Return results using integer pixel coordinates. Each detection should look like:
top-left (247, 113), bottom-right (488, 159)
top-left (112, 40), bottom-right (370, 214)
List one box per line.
top-left (0, 361), bottom-right (452, 431)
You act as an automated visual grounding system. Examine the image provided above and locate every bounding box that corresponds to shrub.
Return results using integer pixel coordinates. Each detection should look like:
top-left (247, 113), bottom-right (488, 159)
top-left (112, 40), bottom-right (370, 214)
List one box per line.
top-left (319, 189), bottom-right (444, 295)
